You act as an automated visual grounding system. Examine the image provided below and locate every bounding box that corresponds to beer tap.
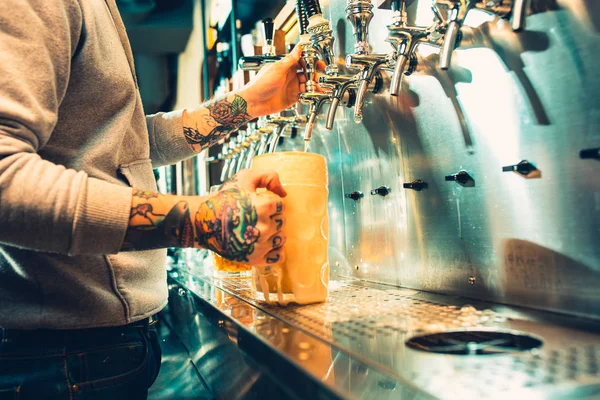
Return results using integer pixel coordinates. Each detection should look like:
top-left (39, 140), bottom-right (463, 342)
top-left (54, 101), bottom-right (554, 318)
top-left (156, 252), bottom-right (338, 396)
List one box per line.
top-left (235, 122), bottom-right (258, 169)
top-left (318, 75), bottom-right (358, 130)
top-left (301, 0), bottom-right (338, 76)
top-left (434, 0), bottom-right (477, 70)
top-left (255, 117), bottom-right (277, 155)
top-left (429, 0), bottom-right (533, 73)
top-left (225, 135), bottom-right (243, 179)
top-left (238, 18), bottom-right (284, 71)
top-left (509, 0), bottom-right (530, 31)
top-left (296, 0), bottom-right (333, 146)
top-left (266, 115), bottom-right (308, 153)
top-left (219, 141), bottom-right (233, 183)
top-left (473, 0), bottom-right (531, 32)
top-left (234, 130), bottom-right (253, 173)
top-left (387, 0), bottom-right (441, 96)
top-left (345, 0), bottom-right (388, 123)
top-left (300, 92), bottom-right (333, 146)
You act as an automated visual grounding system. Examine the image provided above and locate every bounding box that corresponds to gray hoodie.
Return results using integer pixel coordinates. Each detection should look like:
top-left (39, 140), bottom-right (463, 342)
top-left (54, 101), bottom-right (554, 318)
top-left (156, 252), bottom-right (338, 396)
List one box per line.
top-left (0, 0), bottom-right (196, 328)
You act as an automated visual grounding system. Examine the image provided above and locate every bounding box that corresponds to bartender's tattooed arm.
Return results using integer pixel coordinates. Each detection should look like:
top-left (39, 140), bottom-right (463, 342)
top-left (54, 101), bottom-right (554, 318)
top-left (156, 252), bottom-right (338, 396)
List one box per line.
top-left (121, 188), bottom-right (260, 264)
top-left (182, 94), bottom-right (253, 152)
top-left (194, 188), bottom-right (259, 262)
top-left (122, 190), bottom-right (195, 250)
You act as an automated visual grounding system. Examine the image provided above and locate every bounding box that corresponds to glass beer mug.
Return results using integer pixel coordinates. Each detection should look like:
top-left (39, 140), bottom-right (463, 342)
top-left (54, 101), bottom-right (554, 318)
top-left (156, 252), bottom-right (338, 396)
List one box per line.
top-left (250, 152), bottom-right (329, 305)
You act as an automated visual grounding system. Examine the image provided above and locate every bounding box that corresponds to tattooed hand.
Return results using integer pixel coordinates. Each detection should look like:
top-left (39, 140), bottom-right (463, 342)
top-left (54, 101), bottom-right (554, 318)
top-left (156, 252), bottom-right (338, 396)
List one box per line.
top-left (198, 169), bottom-right (286, 266)
top-left (121, 171), bottom-right (286, 267)
top-left (237, 45), bottom-right (308, 118)
top-left (181, 45), bottom-right (325, 153)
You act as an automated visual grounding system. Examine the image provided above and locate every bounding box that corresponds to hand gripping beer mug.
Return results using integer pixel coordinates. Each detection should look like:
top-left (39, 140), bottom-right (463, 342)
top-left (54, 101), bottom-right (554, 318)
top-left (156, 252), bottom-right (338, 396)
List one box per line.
top-left (208, 185), bottom-right (252, 277)
top-left (250, 152), bottom-right (329, 305)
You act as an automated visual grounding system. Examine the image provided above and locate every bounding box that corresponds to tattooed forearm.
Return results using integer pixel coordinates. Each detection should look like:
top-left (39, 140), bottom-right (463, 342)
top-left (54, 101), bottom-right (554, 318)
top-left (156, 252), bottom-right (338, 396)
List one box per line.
top-left (121, 185), bottom-right (282, 267)
top-left (219, 173), bottom-right (239, 189)
top-left (194, 188), bottom-right (260, 262)
top-left (122, 191), bottom-right (195, 251)
top-left (183, 94), bottom-right (253, 152)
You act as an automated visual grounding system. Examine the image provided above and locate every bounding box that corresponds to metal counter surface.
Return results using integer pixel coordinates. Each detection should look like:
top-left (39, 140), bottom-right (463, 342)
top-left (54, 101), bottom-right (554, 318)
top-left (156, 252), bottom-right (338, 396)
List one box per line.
top-left (168, 261), bottom-right (600, 400)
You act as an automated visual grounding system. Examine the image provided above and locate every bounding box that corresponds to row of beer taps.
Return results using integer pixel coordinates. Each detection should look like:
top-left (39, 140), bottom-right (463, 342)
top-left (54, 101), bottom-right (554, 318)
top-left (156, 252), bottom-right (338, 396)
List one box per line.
top-left (213, 0), bottom-right (532, 181)
top-left (292, 0), bottom-right (531, 136)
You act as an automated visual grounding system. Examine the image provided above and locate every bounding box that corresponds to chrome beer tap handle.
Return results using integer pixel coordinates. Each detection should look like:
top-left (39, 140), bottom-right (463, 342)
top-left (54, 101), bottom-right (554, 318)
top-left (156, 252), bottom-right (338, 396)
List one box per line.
top-left (219, 141), bottom-right (232, 183)
top-left (238, 18), bottom-right (284, 71)
top-left (242, 123), bottom-right (260, 169)
top-left (510, 0), bottom-right (530, 31)
top-left (299, 0), bottom-right (338, 76)
top-left (435, 0), bottom-right (477, 70)
top-left (472, 0), bottom-right (530, 32)
top-left (346, 0), bottom-right (374, 55)
top-left (305, 15), bottom-right (338, 76)
top-left (387, 0), bottom-right (439, 96)
top-left (238, 55), bottom-right (284, 71)
top-left (345, 53), bottom-right (388, 123)
top-left (264, 115), bottom-right (307, 152)
top-left (235, 131), bottom-right (253, 173)
top-left (255, 117), bottom-right (276, 155)
top-left (226, 137), bottom-right (243, 179)
top-left (344, 0), bottom-right (389, 123)
top-left (299, 34), bottom-right (319, 93)
top-left (319, 75), bottom-right (358, 130)
top-left (299, 91), bottom-right (333, 144)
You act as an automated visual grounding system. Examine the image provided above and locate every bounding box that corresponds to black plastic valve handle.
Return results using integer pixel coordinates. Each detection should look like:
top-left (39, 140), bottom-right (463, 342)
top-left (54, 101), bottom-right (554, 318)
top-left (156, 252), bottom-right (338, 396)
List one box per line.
top-left (445, 170), bottom-right (475, 187)
top-left (403, 180), bottom-right (428, 191)
top-left (580, 147), bottom-right (600, 160)
top-left (371, 186), bottom-right (391, 197)
top-left (263, 18), bottom-right (275, 42)
top-left (502, 160), bottom-right (537, 176)
top-left (345, 191), bottom-right (364, 201)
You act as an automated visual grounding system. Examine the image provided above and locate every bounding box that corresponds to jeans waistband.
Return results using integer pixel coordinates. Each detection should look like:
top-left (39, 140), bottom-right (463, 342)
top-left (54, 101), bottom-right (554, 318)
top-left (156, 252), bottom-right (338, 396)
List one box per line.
top-left (0, 315), bottom-right (157, 347)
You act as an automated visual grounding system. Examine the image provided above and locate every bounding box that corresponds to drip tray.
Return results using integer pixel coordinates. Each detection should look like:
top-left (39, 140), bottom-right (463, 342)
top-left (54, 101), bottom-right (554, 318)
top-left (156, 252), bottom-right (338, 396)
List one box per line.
top-left (406, 329), bottom-right (543, 355)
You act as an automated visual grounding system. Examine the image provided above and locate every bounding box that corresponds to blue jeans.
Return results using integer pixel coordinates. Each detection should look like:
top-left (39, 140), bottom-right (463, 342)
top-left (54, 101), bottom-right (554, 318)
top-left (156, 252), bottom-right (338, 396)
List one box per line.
top-left (0, 320), bottom-right (161, 400)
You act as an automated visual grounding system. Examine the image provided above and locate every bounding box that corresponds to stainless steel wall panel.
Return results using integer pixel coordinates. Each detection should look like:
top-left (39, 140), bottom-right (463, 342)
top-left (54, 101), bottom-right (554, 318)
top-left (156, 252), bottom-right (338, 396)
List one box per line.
top-left (307, 1), bottom-right (600, 318)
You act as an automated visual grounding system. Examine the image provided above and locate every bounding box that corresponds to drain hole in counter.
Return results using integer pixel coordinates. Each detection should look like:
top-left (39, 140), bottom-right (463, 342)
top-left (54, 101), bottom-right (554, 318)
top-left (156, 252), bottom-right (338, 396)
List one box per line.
top-left (406, 330), bottom-right (543, 355)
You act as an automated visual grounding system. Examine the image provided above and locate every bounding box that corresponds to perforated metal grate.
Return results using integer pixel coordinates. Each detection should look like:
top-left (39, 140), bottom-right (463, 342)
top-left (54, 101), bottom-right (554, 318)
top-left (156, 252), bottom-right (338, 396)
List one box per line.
top-left (207, 275), bottom-right (600, 399)
top-left (217, 278), bottom-right (506, 340)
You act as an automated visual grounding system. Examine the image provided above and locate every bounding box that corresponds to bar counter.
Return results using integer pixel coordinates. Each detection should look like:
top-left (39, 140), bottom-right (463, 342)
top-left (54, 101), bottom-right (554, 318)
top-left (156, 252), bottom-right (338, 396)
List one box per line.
top-left (165, 258), bottom-right (600, 400)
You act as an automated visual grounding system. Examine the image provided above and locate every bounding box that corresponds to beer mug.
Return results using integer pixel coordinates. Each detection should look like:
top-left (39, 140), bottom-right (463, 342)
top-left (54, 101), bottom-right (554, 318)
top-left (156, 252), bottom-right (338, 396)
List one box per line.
top-left (250, 152), bottom-right (329, 305)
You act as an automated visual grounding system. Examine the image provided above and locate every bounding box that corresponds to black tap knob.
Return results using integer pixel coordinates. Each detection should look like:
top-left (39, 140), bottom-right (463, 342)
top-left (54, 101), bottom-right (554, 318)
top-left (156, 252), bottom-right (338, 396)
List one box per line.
top-left (580, 147), bottom-right (600, 160)
top-left (370, 186), bottom-right (391, 197)
top-left (403, 180), bottom-right (428, 191)
top-left (445, 170), bottom-right (475, 187)
top-left (345, 191), bottom-right (364, 201)
top-left (263, 18), bottom-right (275, 43)
top-left (290, 127), bottom-right (298, 139)
top-left (502, 160), bottom-right (537, 176)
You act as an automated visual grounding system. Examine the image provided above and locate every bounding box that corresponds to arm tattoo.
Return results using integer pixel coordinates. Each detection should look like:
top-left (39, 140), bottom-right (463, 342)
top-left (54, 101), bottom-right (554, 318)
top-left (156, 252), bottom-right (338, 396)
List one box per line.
top-left (194, 188), bottom-right (260, 262)
top-left (219, 173), bottom-right (239, 189)
top-left (133, 189), bottom-right (159, 199)
top-left (183, 95), bottom-right (253, 152)
top-left (122, 193), bottom-right (195, 251)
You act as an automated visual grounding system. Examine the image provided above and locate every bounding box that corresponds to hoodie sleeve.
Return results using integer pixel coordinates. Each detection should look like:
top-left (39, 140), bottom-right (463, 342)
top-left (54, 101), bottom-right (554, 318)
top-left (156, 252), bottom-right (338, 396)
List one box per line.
top-left (146, 110), bottom-right (197, 167)
top-left (0, 0), bottom-right (132, 255)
